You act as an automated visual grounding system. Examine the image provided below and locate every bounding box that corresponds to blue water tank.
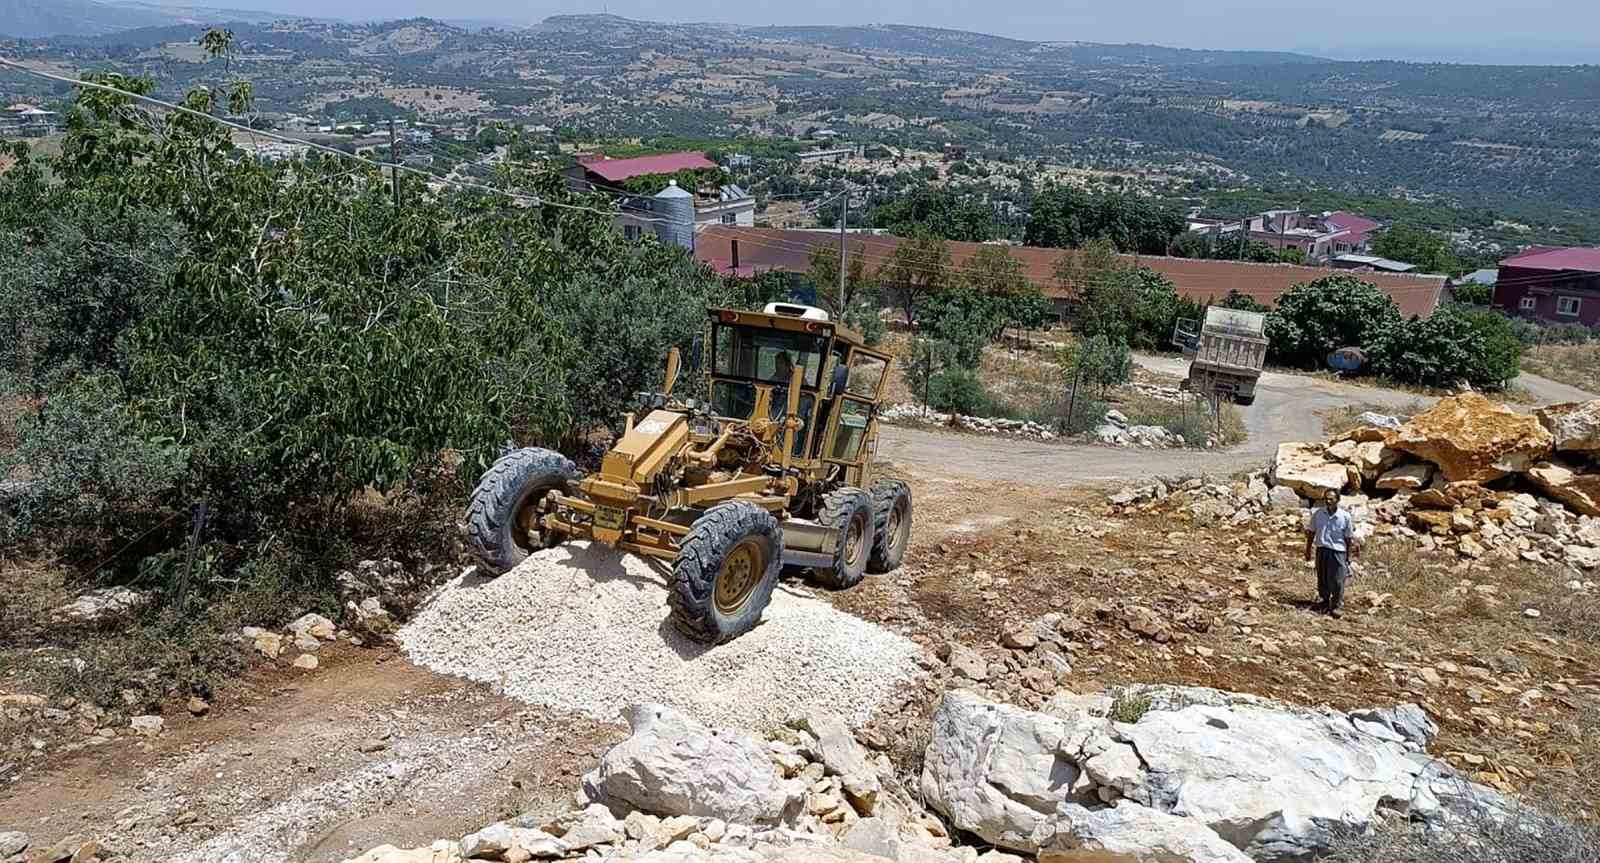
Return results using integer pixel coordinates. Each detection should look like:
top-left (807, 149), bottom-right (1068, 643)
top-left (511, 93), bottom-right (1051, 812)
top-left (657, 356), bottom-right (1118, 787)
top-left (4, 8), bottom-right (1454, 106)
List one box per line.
top-left (653, 180), bottom-right (695, 251)
top-left (1327, 347), bottom-right (1368, 373)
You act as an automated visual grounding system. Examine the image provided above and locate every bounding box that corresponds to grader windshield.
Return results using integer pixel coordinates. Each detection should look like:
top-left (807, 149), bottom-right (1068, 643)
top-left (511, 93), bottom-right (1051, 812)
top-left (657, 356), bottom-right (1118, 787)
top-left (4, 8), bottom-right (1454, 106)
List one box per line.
top-left (708, 323), bottom-right (828, 420)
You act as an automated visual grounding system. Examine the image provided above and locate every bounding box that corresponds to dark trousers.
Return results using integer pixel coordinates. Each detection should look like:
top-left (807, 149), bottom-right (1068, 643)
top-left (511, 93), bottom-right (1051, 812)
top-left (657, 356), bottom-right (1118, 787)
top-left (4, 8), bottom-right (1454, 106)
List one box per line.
top-left (1316, 547), bottom-right (1348, 610)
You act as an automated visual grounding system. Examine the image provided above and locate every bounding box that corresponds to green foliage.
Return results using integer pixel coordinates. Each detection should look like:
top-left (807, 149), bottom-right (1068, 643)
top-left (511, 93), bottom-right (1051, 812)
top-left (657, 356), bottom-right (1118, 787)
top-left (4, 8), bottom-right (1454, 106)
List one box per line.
top-left (1025, 188), bottom-right (1184, 254)
top-left (1171, 230), bottom-right (1283, 263)
top-left (1450, 281), bottom-right (1494, 306)
top-left (1219, 289), bottom-right (1271, 312)
top-left (1052, 240), bottom-right (1187, 348)
top-left (923, 286), bottom-right (1002, 368)
top-left (1, 375), bottom-right (186, 549)
top-left (1265, 275), bottom-right (1402, 369)
top-left (878, 231), bottom-right (953, 329)
top-left (1063, 335), bottom-right (1133, 396)
top-left (868, 187), bottom-right (997, 242)
top-left (1367, 304), bottom-right (1524, 389)
top-left (925, 367), bottom-right (993, 415)
top-left (1372, 224), bottom-right (1460, 274)
top-left (620, 166), bottom-right (729, 196)
top-left (1107, 688), bottom-right (1154, 723)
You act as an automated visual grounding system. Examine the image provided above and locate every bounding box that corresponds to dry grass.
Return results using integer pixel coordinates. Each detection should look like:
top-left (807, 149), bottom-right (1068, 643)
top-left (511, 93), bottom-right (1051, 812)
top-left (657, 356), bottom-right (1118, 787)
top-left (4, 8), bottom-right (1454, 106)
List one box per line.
top-left (1320, 401), bottom-right (1427, 437)
top-left (1522, 343), bottom-right (1600, 397)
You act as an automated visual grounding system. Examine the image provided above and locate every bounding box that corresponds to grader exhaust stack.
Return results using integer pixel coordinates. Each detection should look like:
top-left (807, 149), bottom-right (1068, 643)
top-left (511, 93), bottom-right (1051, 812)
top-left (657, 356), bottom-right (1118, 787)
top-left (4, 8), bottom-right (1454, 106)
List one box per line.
top-left (463, 303), bottom-right (913, 644)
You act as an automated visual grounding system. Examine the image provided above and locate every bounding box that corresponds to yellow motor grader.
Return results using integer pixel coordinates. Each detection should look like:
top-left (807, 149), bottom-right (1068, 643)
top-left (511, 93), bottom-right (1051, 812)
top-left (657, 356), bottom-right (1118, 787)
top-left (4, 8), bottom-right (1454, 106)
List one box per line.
top-left (464, 303), bottom-right (912, 643)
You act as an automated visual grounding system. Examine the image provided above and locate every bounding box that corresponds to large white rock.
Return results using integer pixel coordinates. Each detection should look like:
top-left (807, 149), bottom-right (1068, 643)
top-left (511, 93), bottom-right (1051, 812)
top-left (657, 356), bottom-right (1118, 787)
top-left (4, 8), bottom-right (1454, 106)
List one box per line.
top-left (921, 690), bottom-right (1101, 852)
top-left (583, 704), bottom-right (804, 825)
top-left (1270, 443), bottom-right (1348, 498)
top-left (800, 711), bottom-right (883, 813)
top-left (920, 687), bottom-right (1505, 863)
top-left (1536, 400), bottom-right (1600, 452)
top-left (1035, 802), bottom-right (1250, 863)
top-left (54, 586), bottom-right (149, 625)
top-left (342, 841), bottom-right (463, 863)
top-left (1376, 463), bottom-right (1433, 492)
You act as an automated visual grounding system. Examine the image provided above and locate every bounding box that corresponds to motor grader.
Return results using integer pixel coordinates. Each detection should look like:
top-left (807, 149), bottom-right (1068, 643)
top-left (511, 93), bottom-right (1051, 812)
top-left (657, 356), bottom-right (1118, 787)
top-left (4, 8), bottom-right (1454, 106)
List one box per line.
top-left (464, 303), bottom-right (912, 643)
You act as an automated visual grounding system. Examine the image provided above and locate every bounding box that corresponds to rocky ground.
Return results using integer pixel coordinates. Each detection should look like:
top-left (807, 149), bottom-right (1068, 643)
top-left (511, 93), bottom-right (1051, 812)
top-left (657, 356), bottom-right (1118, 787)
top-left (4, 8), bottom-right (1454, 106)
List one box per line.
top-left (3, 393), bottom-right (1600, 862)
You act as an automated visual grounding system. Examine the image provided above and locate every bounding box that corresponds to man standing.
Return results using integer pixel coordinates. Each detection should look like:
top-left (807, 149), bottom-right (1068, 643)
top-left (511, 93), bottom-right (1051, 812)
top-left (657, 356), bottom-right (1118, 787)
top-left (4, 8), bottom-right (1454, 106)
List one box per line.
top-left (1304, 489), bottom-right (1357, 618)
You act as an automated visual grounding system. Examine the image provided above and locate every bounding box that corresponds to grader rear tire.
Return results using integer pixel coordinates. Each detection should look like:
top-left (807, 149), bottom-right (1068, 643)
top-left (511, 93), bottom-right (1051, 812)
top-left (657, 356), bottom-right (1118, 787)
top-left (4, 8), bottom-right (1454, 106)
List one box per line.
top-left (867, 479), bottom-right (912, 574)
top-left (812, 488), bottom-right (873, 590)
top-left (465, 447), bottom-right (576, 575)
top-left (669, 501), bottom-right (783, 644)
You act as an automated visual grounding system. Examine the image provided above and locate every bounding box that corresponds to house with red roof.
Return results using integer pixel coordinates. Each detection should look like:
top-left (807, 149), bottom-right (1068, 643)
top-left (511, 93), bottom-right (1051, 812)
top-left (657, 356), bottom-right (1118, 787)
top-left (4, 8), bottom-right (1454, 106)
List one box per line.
top-left (1191, 209), bottom-right (1381, 263)
top-left (563, 151), bottom-right (755, 243)
top-left (1492, 246), bottom-right (1600, 325)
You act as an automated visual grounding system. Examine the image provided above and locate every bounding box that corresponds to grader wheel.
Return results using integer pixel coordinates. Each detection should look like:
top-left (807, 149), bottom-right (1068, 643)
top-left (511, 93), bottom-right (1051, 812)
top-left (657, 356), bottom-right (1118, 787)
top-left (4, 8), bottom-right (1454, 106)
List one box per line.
top-left (867, 479), bottom-right (912, 574)
top-left (812, 487), bottom-right (873, 589)
top-left (464, 447), bottom-right (576, 575)
top-left (669, 501), bottom-right (783, 644)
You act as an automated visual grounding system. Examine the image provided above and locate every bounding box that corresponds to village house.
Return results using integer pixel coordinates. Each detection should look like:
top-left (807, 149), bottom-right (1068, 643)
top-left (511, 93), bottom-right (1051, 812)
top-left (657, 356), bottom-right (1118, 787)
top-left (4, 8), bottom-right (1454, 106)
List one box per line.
top-left (1491, 246), bottom-right (1600, 325)
top-left (563, 151), bottom-right (757, 241)
top-left (1189, 210), bottom-right (1380, 263)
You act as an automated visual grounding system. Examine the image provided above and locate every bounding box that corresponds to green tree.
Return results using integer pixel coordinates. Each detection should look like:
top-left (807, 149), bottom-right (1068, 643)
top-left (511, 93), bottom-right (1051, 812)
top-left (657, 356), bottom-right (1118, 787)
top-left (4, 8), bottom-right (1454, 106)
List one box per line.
top-left (1372, 224), bottom-right (1460, 274)
top-left (1219, 289), bottom-right (1272, 313)
top-left (868, 187), bottom-right (997, 242)
top-left (877, 231), bottom-right (952, 331)
top-left (1367, 304), bottom-right (1523, 389)
top-left (1265, 274), bottom-right (1403, 368)
top-left (1063, 335), bottom-right (1133, 397)
top-left (1024, 188), bottom-right (1183, 254)
top-left (1450, 281), bottom-right (1494, 305)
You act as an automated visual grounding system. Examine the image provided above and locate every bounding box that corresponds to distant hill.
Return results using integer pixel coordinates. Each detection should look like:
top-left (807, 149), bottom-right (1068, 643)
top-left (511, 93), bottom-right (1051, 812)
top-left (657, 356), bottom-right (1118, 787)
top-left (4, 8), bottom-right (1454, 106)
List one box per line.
top-left (0, 0), bottom-right (289, 38)
top-left (0, 0), bottom-right (170, 37)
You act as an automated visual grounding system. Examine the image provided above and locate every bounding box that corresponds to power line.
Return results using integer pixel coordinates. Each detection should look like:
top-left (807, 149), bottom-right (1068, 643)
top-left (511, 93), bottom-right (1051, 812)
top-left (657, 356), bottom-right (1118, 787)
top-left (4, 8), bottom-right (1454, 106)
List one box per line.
top-left (0, 56), bottom-right (654, 222)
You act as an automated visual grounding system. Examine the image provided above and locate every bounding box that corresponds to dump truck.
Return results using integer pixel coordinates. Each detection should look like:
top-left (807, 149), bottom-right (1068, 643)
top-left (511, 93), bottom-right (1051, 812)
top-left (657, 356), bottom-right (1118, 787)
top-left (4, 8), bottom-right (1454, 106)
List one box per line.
top-left (1175, 307), bottom-right (1269, 406)
top-left (463, 302), bottom-right (912, 644)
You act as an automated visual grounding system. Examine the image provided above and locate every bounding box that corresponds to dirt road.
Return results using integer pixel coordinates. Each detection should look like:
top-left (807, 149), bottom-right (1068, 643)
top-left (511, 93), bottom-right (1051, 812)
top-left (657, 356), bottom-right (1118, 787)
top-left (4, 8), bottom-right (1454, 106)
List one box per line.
top-left (878, 356), bottom-right (1429, 483)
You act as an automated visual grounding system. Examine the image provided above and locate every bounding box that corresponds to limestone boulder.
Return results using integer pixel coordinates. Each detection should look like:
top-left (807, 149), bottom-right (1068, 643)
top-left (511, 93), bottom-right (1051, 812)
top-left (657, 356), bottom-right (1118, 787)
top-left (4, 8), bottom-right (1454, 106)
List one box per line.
top-left (1535, 400), bottom-right (1600, 452)
top-left (798, 711), bottom-right (882, 815)
top-left (1376, 463), bottom-right (1433, 492)
top-left (53, 586), bottom-right (150, 625)
top-left (582, 704), bottom-right (803, 825)
top-left (1390, 394), bottom-right (1551, 482)
top-left (1528, 461), bottom-right (1600, 517)
top-left (920, 686), bottom-right (1508, 863)
top-left (1327, 440), bottom-right (1401, 481)
top-left (1034, 803), bottom-right (1250, 863)
top-left (1269, 443), bottom-right (1348, 499)
top-left (343, 841), bottom-right (463, 863)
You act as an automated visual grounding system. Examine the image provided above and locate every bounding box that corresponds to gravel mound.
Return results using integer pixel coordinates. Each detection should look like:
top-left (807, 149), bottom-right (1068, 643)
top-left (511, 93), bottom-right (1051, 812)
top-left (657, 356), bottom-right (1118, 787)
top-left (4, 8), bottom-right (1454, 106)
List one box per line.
top-left (397, 542), bottom-right (926, 729)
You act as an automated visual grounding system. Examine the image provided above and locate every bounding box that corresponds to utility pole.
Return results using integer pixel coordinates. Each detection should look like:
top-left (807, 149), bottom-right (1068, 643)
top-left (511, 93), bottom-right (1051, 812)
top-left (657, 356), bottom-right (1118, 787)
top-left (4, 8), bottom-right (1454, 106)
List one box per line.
top-left (388, 118), bottom-right (401, 207)
top-left (837, 193), bottom-right (849, 314)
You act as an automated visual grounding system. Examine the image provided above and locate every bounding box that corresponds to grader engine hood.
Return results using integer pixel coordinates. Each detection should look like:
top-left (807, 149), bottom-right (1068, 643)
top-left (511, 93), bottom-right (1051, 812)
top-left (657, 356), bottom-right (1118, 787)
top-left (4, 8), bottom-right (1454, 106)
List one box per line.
top-left (603, 410), bottom-right (690, 486)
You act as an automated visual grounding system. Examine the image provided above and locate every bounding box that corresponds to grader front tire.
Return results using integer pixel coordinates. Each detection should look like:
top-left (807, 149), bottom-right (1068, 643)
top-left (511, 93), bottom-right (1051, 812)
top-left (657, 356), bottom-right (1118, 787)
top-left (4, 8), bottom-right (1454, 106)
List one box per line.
top-left (812, 487), bottom-right (873, 590)
top-left (669, 502), bottom-right (783, 644)
top-left (464, 447), bottom-right (576, 576)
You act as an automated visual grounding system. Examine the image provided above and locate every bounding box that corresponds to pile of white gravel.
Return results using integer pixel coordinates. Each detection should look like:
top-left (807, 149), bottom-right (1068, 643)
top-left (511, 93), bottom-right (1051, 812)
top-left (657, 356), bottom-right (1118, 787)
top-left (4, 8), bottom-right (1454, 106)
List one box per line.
top-left (397, 542), bottom-right (927, 729)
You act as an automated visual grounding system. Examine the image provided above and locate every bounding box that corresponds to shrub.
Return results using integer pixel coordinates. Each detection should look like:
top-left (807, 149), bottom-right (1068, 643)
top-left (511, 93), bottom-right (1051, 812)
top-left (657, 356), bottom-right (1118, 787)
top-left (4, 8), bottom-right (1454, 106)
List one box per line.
top-left (1368, 304), bottom-right (1524, 389)
top-left (1266, 275), bottom-right (1402, 369)
top-left (1323, 797), bottom-right (1599, 863)
top-left (926, 367), bottom-right (995, 416)
top-left (1107, 688), bottom-right (1153, 723)
top-left (1, 375), bottom-right (186, 550)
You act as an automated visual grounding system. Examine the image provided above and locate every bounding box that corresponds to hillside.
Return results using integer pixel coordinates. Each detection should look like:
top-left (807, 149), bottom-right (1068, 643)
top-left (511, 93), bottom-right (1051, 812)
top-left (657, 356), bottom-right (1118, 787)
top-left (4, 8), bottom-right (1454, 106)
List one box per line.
top-left (0, 0), bottom-right (169, 37)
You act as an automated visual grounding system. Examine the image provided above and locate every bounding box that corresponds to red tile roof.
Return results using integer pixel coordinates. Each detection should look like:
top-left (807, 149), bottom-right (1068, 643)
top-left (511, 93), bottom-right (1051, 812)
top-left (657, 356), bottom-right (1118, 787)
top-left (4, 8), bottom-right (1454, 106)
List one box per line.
top-left (581, 151), bottom-right (717, 183)
top-left (1323, 211), bottom-right (1381, 236)
top-left (697, 227), bottom-right (1447, 318)
top-left (1499, 246), bottom-right (1600, 273)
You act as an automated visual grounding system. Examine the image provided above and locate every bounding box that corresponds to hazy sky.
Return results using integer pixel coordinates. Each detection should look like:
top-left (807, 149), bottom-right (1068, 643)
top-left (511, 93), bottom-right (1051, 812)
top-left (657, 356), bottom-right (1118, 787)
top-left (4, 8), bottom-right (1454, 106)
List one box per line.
top-left (198, 0), bottom-right (1600, 64)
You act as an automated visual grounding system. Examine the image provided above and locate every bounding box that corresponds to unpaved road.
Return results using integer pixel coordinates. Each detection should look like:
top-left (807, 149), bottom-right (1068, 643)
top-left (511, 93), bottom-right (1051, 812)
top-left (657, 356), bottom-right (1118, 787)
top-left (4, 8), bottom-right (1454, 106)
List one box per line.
top-left (878, 356), bottom-right (1598, 484)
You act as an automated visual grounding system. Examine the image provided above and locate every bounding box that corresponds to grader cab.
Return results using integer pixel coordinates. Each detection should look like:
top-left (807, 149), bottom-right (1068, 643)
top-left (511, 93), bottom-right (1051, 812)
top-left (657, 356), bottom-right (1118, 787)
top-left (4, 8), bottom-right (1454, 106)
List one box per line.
top-left (464, 303), bottom-right (912, 643)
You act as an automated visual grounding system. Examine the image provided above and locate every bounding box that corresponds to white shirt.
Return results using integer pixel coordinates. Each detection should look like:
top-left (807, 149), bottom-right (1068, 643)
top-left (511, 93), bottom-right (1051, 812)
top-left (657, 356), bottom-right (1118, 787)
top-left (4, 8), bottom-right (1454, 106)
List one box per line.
top-left (1310, 507), bottom-right (1354, 552)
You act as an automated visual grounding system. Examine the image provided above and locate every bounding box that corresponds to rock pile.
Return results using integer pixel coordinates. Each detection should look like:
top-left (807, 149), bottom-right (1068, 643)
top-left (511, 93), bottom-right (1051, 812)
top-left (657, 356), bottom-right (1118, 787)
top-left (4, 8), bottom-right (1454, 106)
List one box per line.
top-left (236, 611), bottom-right (342, 673)
top-left (0, 833), bottom-right (107, 863)
top-left (1093, 409), bottom-right (1187, 449)
top-left (879, 404), bottom-right (1057, 441)
top-left (342, 683), bottom-right (1506, 863)
top-left (1117, 394), bottom-right (1600, 570)
top-left (342, 703), bottom-right (1013, 863)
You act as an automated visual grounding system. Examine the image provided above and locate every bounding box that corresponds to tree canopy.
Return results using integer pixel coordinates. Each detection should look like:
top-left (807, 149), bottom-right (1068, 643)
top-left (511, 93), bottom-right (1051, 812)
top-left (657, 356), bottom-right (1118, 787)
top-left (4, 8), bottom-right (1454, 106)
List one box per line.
top-left (1024, 188), bottom-right (1184, 255)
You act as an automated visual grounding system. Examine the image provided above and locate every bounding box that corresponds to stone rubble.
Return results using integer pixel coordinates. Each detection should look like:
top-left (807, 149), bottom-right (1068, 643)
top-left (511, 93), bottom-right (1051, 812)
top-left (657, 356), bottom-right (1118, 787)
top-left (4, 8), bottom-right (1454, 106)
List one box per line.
top-left (52, 586), bottom-right (150, 626)
top-left (880, 403), bottom-right (1209, 449)
top-left (337, 678), bottom-right (1508, 863)
top-left (1112, 393), bottom-right (1600, 573)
